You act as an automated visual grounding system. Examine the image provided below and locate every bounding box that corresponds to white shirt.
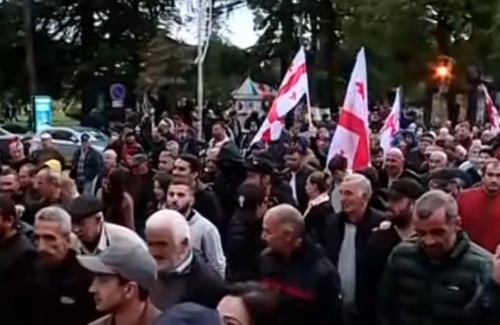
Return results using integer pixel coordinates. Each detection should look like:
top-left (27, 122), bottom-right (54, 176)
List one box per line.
top-left (338, 223), bottom-right (357, 305)
top-left (289, 172), bottom-right (298, 203)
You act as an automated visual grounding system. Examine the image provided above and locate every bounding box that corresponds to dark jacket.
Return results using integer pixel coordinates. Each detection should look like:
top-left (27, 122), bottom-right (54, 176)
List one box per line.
top-left (286, 166), bottom-right (314, 213)
top-left (194, 186), bottom-right (224, 236)
top-left (259, 239), bottom-right (343, 325)
top-left (322, 207), bottom-right (385, 320)
top-left (303, 195), bottom-right (335, 247)
top-left (0, 231), bottom-right (37, 325)
top-left (70, 146), bottom-right (103, 182)
top-left (33, 250), bottom-right (99, 325)
top-left (151, 253), bottom-right (226, 311)
top-left (380, 232), bottom-right (492, 325)
top-left (358, 224), bottom-right (404, 325)
top-left (226, 209), bottom-right (264, 282)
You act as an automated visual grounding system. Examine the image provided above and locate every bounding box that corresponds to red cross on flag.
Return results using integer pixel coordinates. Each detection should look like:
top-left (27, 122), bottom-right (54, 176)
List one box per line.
top-left (379, 87), bottom-right (401, 155)
top-left (480, 85), bottom-right (500, 134)
top-left (327, 48), bottom-right (370, 170)
top-left (250, 47), bottom-right (309, 145)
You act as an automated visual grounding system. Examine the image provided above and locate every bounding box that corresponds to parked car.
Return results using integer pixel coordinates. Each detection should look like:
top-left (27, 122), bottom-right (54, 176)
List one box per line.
top-left (30, 126), bottom-right (109, 163)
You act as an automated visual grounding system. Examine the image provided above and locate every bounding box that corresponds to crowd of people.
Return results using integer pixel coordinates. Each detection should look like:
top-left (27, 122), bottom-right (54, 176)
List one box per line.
top-left (2, 106), bottom-right (500, 325)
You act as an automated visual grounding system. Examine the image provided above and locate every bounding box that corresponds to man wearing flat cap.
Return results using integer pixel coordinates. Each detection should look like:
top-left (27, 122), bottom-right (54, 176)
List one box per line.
top-left (78, 243), bottom-right (161, 325)
top-left (428, 167), bottom-right (470, 198)
top-left (358, 177), bottom-right (424, 325)
top-left (69, 194), bottom-right (146, 255)
top-left (70, 133), bottom-right (103, 194)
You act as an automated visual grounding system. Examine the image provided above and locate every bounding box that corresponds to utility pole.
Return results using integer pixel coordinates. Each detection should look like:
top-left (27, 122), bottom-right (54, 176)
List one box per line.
top-left (22, 0), bottom-right (37, 131)
top-left (195, 0), bottom-right (212, 140)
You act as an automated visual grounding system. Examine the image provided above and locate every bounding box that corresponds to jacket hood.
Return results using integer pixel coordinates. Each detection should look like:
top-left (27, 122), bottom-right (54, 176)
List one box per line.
top-left (155, 302), bottom-right (219, 325)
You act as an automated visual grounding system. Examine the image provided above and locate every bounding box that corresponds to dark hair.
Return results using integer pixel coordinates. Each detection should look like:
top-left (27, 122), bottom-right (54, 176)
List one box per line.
top-left (225, 282), bottom-right (279, 325)
top-left (0, 194), bottom-right (16, 223)
top-left (117, 276), bottom-right (149, 301)
top-left (154, 172), bottom-right (171, 193)
top-left (328, 154), bottom-right (348, 172)
top-left (102, 167), bottom-right (127, 205)
top-left (169, 176), bottom-right (195, 192)
top-left (1, 168), bottom-right (17, 177)
top-left (370, 147), bottom-right (383, 156)
top-left (20, 163), bottom-right (37, 176)
top-left (307, 171), bottom-right (331, 193)
top-left (178, 154), bottom-right (201, 174)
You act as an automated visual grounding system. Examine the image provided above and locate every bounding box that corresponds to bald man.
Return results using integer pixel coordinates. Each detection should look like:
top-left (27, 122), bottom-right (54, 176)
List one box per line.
top-left (380, 148), bottom-right (422, 188)
top-left (146, 209), bottom-right (226, 310)
top-left (259, 204), bottom-right (343, 325)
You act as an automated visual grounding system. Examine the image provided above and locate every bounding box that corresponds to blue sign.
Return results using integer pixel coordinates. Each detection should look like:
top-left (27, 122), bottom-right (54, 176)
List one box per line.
top-left (109, 83), bottom-right (126, 101)
top-left (34, 96), bottom-right (52, 132)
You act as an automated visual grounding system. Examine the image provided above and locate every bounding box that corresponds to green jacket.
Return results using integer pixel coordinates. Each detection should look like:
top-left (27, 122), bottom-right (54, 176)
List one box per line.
top-left (379, 231), bottom-right (493, 325)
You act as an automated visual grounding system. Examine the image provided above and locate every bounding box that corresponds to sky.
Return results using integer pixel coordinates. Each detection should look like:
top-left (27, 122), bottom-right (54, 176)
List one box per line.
top-left (173, 5), bottom-right (260, 49)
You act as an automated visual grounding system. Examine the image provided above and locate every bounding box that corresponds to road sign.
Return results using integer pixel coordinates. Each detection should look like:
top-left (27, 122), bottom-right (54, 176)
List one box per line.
top-left (34, 96), bottom-right (52, 133)
top-left (109, 83), bottom-right (126, 103)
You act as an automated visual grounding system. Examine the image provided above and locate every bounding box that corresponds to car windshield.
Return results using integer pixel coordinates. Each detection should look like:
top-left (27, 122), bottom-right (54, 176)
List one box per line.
top-left (71, 127), bottom-right (109, 142)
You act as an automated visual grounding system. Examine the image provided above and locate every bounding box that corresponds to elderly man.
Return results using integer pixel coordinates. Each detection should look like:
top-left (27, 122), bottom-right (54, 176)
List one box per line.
top-left (380, 190), bottom-right (493, 325)
top-left (69, 194), bottom-right (145, 255)
top-left (427, 150), bottom-right (448, 172)
top-left (146, 209), bottom-right (226, 310)
top-left (32, 206), bottom-right (98, 325)
top-left (379, 148), bottom-right (421, 188)
top-left (323, 173), bottom-right (385, 324)
top-left (259, 204), bottom-right (343, 325)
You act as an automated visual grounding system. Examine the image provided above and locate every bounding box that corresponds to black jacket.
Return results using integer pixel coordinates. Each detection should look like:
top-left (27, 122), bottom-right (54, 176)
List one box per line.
top-left (33, 250), bottom-right (99, 325)
top-left (151, 253), bottom-right (227, 311)
top-left (259, 239), bottom-right (343, 325)
top-left (303, 200), bottom-right (335, 247)
top-left (285, 167), bottom-right (314, 213)
top-left (0, 232), bottom-right (37, 325)
top-left (226, 209), bottom-right (264, 282)
top-left (70, 146), bottom-right (103, 182)
top-left (194, 187), bottom-right (224, 236)
top-left (322, 207), bottom-right (385, 321)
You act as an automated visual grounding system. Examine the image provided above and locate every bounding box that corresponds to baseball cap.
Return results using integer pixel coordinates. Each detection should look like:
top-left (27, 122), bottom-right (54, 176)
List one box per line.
top-left (155, 302), bottom-right (220, 325)
top-left (43, 159), bottom-right (62, 173)
top-left (388, 178), bottom-right (424, 201)
top-left (69, 194), bottom-right (103, 223)
top-left (77, 243), bottom-right (157, 292)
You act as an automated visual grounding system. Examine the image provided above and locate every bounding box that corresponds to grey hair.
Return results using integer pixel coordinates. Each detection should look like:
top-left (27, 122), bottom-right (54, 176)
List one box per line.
top-left (414, 190), bottom-right (458, 221)
top-left (266, 204), bottom-right (304, 236)
top-left (343, 173), bottom-right (373, 198)
top-left (35, 206), bottom-right (72, 234)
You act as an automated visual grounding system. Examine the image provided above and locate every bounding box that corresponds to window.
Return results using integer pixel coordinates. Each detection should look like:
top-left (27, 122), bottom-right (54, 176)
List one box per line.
top-left (51, 130), bottom-right (74, 141)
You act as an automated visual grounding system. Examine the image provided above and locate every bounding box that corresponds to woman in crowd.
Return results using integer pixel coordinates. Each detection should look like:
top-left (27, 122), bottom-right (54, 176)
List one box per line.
top-left (98, 167), bottom-right (134, 230)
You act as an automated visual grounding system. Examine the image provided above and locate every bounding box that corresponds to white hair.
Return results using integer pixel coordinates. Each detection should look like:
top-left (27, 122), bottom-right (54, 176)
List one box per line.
top-left (430, 150), bottom-right (448, 161)
top-left (342, 173), bottom-right (372, 198)
top-left (146, 209), bottom-right (191, 246)
top-left (35, 206), bottom-right (72, 234)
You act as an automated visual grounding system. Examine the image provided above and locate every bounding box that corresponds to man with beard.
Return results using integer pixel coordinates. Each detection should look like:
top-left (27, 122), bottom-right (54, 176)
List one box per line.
top-left (146, 209), bottom-right (226, 310)
top-left (357, 178), bottom-right (424, 325)
top-left (166, 177), bottom-right (226, 278)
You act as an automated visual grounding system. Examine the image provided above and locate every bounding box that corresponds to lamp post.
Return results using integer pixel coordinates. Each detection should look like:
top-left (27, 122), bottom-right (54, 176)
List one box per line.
top-left (195, 0), bottom-right (212, 140)
top-left (22, 0), bottom-right (37, 131)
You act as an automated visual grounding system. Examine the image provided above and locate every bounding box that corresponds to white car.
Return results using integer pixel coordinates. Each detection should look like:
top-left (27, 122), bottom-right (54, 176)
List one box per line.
top-left (30, 126), bottom-right (109, 162)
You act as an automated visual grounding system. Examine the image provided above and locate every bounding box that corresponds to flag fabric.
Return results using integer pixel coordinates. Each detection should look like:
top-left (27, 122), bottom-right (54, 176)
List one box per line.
top-left (327, 48), bottom-right (370, 170)
top-left (480, 85), bottom-right (500, 134)
top-left (250, 47), bottom-right (309, 145)
top-left (379, 87), bottom-right (402, 155)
